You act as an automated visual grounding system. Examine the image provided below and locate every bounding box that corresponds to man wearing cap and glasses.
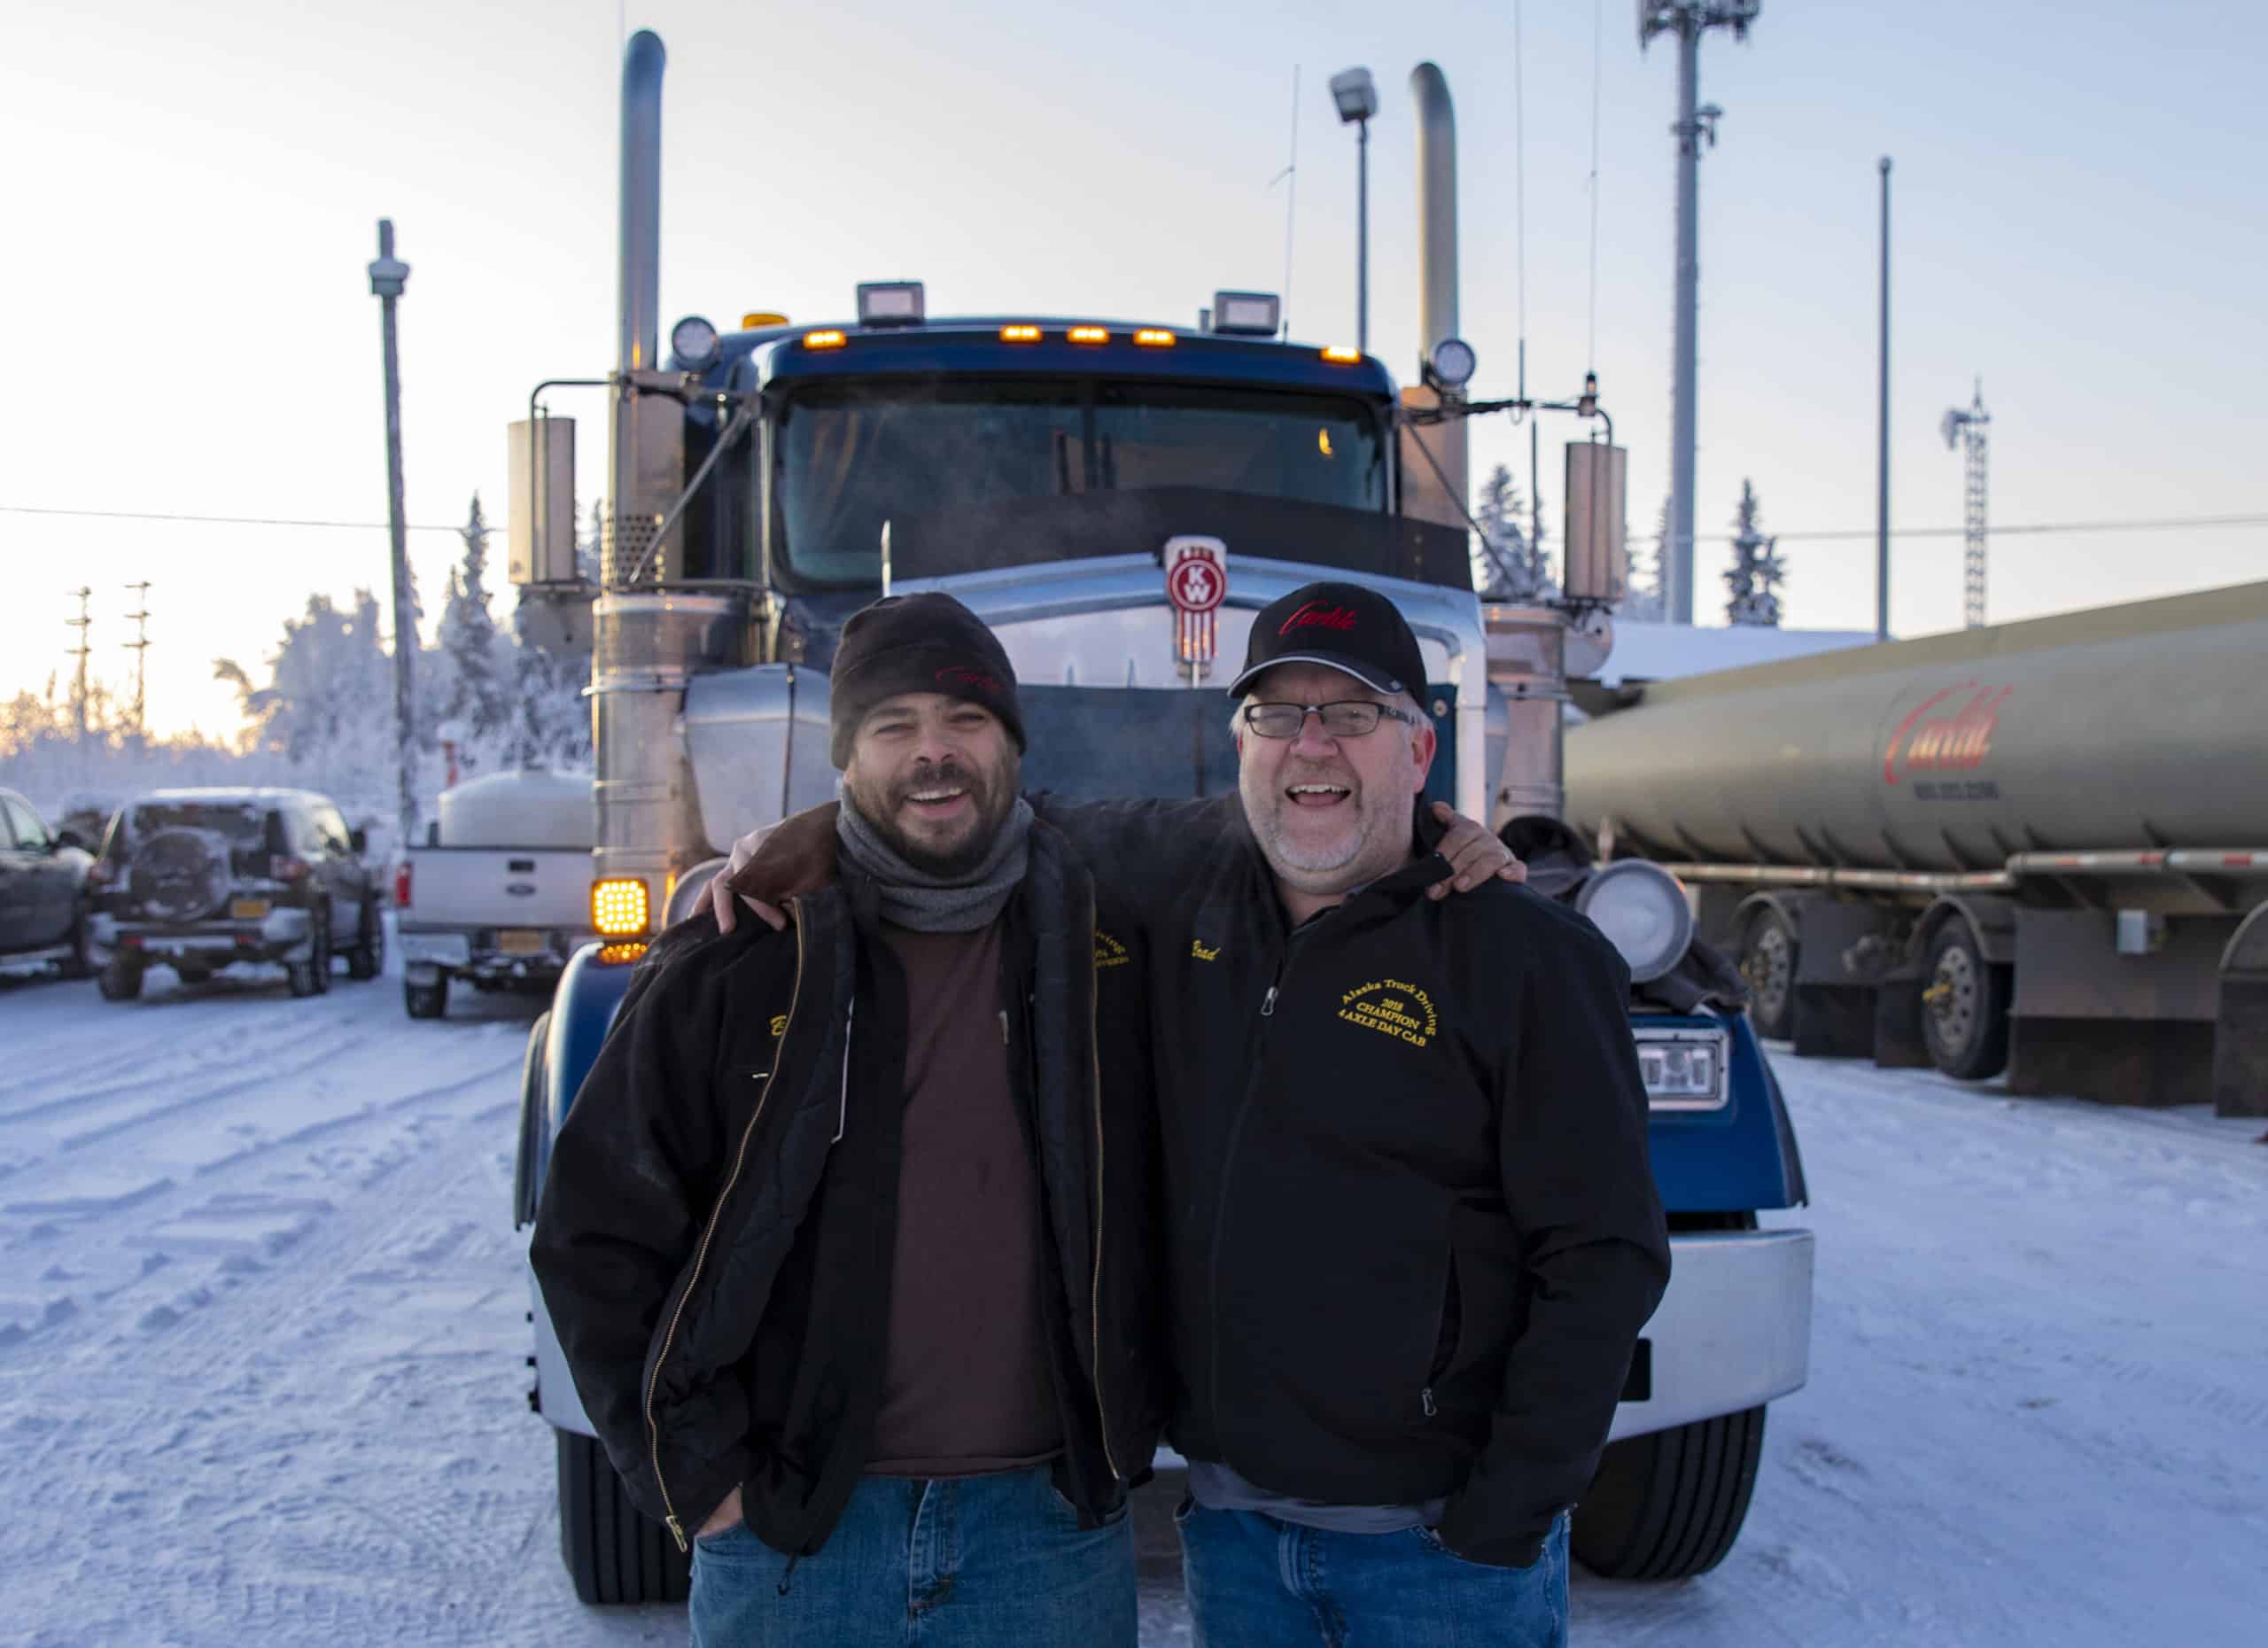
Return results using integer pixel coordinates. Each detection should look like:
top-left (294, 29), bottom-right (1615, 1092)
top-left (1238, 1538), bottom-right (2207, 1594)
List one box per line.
top-left (1148, 579), bottom-right (1669, 1648)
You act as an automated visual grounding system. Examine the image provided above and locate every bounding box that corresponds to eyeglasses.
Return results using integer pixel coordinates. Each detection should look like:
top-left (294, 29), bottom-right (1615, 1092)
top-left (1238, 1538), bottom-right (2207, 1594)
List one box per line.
top-left (1240, 700), bottom-right (1419, 739)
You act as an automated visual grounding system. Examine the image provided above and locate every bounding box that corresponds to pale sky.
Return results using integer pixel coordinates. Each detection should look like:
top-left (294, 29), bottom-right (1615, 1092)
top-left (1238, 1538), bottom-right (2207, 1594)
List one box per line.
top-left (4, 0), bottom-right (2263, 740)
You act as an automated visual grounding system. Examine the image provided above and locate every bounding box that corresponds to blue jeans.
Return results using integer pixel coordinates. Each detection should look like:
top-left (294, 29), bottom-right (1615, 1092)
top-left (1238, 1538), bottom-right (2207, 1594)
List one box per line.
top-left (1178, 1500), bottom-right (1569, 1648)
top-left (688, 1466), bottom-right (1135, 1648)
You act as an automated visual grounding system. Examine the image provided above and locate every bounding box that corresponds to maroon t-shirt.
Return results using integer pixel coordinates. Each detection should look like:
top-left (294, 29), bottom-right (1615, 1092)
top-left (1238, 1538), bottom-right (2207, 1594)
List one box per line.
top-left (865, 920), bottom-right (1064, 1475)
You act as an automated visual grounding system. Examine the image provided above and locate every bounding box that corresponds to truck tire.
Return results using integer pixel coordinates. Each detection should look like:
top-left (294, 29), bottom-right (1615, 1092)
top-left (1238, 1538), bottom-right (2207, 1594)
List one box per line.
top-left (556, 1428), bottom-right (691, 1605)
top-left (287, 912), bottom-right (331, 999)
top-left (514, 1013), bottom-right (550, 1229)
top-left (1573, 1404), bottom-right (1767, 1581)
top-left (344, 898), bottom-right (384, 981)
top-left (404, 974), bottom-right (448, 1020)
top-left (1740, 907), bottom-right (1799, 1041)
top-left (1921, 918), bottom-right (2011, 1081)
top-left (97, 957), bottom-right (144, 1001)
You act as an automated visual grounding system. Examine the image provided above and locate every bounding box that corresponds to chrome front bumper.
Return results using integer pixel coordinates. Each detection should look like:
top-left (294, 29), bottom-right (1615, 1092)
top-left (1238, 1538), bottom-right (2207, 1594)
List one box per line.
top-left (1607, 1227), bottom-right (1814, 1442)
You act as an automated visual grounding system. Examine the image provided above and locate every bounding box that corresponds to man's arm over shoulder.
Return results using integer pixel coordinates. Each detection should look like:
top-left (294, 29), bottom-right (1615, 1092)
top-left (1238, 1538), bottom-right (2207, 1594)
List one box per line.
top-left (527, 922), bottom-right (782, 1520)
top-left (1435, 898), bottom-right (1672, 1566)
top-left (1028, 793), bottom-right (1241, 921)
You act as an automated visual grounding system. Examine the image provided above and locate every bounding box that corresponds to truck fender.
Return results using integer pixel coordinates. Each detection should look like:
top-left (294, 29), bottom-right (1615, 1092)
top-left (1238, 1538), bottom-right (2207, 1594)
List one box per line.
top-left (1911, 892), bottom-right (2021, 968)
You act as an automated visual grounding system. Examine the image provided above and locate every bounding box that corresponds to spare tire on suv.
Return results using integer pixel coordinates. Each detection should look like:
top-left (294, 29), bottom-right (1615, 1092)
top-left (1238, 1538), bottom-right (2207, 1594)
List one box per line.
top-left (127, 828), bottom-right (235, 924)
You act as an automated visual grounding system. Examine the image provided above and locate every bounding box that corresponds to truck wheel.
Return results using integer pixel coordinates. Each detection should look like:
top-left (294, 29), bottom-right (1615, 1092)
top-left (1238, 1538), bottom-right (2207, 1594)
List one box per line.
top-left (1922, 919), bottom-right (2011, 1081)
top-left (97, 957), bottom-right (143, 1001)
top-left (556, 1428), bottom-right (691, 1605)
top-left (1573, 1404), bottom-right (1767, 1580)
top-left (344, 899), bottom-right (384, 981)
top-left (1740, 908), bottom-right (1799, 1041)
top-left (514, 1013), bottom-right (550, 1229)
top-left (288, 913), bottom-right (332, 999)
top-left (404, 974), bottom-right (449, 1020)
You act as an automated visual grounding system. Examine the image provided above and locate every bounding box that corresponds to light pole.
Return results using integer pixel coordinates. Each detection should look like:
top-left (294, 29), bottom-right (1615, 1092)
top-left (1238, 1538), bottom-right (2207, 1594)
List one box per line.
top-left (1330, 66), bottom-right (1378, 353)
top-left (1640, 1), bottom-right (1760, 626)
top-left (369, 219), bottom-right (418, 852)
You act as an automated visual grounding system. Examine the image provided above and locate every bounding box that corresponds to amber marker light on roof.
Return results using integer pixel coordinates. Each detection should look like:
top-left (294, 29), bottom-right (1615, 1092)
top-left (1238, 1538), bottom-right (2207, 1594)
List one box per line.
top-left (1322, 346), bottom-right (1363, 364)
top-left (1134, 329), bottom-right (1176, 347)
top-left (803, 330), bottom-right (848, 350)
top-left (742, 311), bottom-right (789, 328)
top-left (1067, 326), bottom-right (1109, 345)
top-left (1000, 324), bottom-right (1042, 342)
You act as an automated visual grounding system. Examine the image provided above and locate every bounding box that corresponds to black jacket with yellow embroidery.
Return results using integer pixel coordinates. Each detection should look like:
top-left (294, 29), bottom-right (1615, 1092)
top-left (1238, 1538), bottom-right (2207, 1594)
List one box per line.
top-left (528, 816), bottom-right (1163, 1558)
top-left (1039, 796), bottom-right (1670, 1570)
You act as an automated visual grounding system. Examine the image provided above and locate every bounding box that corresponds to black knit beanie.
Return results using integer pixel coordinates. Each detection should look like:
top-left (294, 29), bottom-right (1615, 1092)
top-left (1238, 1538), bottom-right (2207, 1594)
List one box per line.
top-left (827, 593), bottom-right (1027, 769)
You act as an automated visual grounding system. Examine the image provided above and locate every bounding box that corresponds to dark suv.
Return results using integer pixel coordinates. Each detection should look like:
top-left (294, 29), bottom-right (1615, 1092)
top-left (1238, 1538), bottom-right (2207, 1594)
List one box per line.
top-left (1, 787), bottom-right (95, 977)
top-left (89, 788), bottom-right (384, 999)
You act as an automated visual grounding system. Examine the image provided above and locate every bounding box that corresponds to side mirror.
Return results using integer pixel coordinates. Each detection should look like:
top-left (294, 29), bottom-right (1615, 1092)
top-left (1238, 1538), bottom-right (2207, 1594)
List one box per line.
top-left (54, 828), bottom-right (86, 851)
top-left (349, 827), bottom-right (369, 856)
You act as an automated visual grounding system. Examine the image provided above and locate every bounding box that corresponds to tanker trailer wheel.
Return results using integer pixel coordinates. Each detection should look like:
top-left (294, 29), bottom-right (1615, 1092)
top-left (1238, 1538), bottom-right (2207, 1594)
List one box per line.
top-left (1921, 920), bottom-right (2011, 1081)
top-left (1740, 908), bottom-right (1799, 1041)
top-left (557, 1428), bottom-right (691, 1605)
top-left (1572, 1403), bottom-right (1767, 1580)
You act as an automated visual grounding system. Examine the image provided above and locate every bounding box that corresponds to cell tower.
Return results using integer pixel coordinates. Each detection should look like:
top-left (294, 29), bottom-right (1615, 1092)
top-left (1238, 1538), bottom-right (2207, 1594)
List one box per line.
top-left (123, 582), bottom-right (152, 740)
top-left (1640, 0), bottom-right (1761, 626)
top-left (65, 587), bottom-right (93, 742)
top-left (1940, 382), bottom-right (1990, 628)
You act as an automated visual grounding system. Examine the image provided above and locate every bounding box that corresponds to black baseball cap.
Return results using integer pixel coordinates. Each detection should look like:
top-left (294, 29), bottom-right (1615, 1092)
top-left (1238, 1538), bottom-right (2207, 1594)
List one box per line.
top-left (1228, 580), bottom-right (1429, 703)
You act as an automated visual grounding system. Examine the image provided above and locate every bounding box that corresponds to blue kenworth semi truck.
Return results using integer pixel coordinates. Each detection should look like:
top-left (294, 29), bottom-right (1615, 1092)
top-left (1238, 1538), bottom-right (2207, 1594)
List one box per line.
top-left (505, 28), bottom-right (1812, 1606)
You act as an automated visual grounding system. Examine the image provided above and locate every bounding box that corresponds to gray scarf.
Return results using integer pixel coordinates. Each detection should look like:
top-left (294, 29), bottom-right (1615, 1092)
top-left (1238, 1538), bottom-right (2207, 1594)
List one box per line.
top-left (834, 788), bottom-right (1033, 933)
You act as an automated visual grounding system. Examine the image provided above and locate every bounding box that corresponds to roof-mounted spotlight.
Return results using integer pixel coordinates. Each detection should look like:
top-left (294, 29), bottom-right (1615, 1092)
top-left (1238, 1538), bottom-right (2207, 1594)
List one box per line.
top-left (855, 281), bottom-right (926, 327)
top-left (1210, 291), bottom-right (1281, 337)
top-left (1425, 336), bottom-right (1477, 393)
top-left (669, 314), bottom-right (721, 369)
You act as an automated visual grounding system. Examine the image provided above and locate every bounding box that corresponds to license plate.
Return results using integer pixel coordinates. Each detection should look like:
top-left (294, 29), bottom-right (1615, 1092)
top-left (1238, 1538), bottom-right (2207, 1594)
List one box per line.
top-left (229, 898), bottom-right (271, 921)
top-left (497, 929), bottom-right (547, 955)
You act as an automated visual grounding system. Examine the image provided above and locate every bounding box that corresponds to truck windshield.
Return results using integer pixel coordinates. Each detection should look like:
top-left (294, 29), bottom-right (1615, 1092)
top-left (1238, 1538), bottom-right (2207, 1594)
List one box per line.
top-left (773, 378), bottom-right (1386, 585)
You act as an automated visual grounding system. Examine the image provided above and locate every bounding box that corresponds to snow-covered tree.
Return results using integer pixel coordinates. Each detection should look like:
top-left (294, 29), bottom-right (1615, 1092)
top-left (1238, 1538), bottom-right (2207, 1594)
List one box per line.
top-left (1723, 479), bottom-right (1787, 628)
top-left (1619, 498), bottom-right (1668, 622)
top-left (1473, 463), bottom-right (1555, 602)
top-left (435, 494), bottom-right (513, 765)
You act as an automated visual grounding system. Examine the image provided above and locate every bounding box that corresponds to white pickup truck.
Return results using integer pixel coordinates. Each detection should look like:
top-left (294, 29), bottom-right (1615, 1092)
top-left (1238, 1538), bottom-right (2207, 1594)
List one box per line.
top-left (394, 770), bottom-right (598, 1020)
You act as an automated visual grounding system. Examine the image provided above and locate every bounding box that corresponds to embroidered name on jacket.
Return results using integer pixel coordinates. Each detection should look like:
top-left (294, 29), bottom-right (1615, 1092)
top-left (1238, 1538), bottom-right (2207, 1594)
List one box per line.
top-left (1094, 930), bottom-right (1131, 969)
top-left (1337, 980), bottom-right (1438, 1047)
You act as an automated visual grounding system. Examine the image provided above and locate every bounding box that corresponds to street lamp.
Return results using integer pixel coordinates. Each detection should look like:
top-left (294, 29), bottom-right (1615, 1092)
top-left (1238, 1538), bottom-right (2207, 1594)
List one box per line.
top-left (1330, 66), bottom-right (1379, 353)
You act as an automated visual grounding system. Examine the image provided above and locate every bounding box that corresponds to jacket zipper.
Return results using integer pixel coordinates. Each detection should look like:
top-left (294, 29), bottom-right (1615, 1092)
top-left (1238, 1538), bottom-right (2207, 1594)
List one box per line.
top-left (1205, 922), bottom-right (1310, 1458)
top-left (1086, 923), bottom-right (1122, 1482)
top-left (643, 906), bottom-right (807, 1552)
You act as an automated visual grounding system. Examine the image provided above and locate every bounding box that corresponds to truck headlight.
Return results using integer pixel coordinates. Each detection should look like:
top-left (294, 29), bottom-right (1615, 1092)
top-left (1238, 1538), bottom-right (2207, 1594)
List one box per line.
top-left (1633, 1026), bottom-right (1730, 1110)
top-left (1575, 859), bottom-right (1694, 983)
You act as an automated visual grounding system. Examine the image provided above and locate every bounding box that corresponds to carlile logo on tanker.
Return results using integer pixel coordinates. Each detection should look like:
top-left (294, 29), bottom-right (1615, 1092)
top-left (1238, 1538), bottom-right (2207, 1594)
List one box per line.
top-left (1882, 682), bottom-right (2014, 785)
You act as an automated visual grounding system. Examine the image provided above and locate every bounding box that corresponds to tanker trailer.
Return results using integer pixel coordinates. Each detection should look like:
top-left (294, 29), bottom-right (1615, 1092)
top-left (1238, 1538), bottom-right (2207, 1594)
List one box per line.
top-left (1565, 579), bottom-right (2268, 1115)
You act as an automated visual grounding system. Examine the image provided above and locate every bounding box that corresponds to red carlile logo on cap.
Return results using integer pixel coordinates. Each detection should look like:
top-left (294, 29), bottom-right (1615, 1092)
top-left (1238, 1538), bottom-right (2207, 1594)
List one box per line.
top-left (935, 665), bottom-right (1003, 696)
top-left (1280, 602), bottom-right (1358, 637)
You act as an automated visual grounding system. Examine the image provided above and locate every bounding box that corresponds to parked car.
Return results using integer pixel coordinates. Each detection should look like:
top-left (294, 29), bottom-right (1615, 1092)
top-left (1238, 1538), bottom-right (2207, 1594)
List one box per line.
top-left (88, 787), bottom-right (383, 999)
top-left (0, 787), bottom-right (96, 977)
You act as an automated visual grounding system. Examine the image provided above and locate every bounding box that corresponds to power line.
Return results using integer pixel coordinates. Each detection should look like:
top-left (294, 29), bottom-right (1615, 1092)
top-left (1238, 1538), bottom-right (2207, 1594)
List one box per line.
top-left (5, 499), bottom-right (2263, 547)
top-left (1641, 511), bottom-right (2268, 546)
top-left (1, 504), bottom-right (472, 532)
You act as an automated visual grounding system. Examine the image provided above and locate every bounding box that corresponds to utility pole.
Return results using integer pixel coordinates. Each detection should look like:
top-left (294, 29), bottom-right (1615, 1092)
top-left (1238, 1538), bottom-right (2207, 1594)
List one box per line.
top-left (369, 219), bottom-right (419, 851)
top-left (1876, 156), bottom-right (1892, 641)
top-left (1942, 380), bottom-right (1991, 628)
top-left (1641, 1), bottom-right (1760, 627)
top-left (65, 587), bottom-right (92, 742)
top-left (122, 582), bottom-right (151, 740)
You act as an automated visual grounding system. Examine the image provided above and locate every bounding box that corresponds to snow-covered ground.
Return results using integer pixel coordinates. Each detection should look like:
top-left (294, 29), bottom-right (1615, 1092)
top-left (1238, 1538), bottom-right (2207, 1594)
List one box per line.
top-left (0, 941), bottom-right (2261, 1646)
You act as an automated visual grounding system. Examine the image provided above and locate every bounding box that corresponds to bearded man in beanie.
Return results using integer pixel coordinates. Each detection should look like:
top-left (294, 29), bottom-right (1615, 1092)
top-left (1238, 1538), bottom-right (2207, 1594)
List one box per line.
top-left (531, 592), bottom-right (1165, 1648)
